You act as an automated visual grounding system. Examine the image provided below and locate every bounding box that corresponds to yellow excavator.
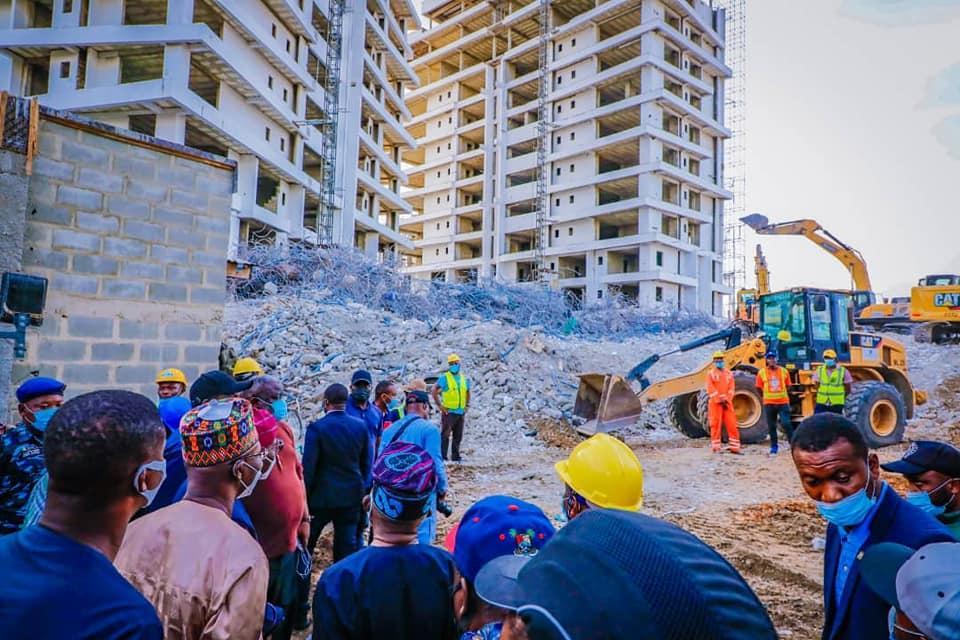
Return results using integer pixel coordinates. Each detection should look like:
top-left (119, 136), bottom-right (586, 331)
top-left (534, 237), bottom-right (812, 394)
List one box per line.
top-left (910, 274), bottom-right (960, 344)
top-left (739, 214), bottom-right (911, 329)
top-left (573, 288), bottom-right (927, 449)
top-left (735, 245), bottom-right (770, 329)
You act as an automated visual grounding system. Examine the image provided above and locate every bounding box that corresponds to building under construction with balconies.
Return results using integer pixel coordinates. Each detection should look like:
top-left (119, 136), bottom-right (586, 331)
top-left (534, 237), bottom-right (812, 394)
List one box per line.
top-left (0, 0), bottom-right (419, 259)
top-left (401, 0), bottom-right (733, 313)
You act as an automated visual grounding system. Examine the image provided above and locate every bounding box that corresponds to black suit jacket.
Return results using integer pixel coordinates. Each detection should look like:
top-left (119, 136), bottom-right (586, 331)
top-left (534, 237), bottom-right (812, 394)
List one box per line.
top-left (302, 410), bottom-right (370, 511)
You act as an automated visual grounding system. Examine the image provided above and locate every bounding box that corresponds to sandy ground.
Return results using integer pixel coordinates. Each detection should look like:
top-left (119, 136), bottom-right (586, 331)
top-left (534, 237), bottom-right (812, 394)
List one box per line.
top-left (294, 339), bottom-right (960, 639)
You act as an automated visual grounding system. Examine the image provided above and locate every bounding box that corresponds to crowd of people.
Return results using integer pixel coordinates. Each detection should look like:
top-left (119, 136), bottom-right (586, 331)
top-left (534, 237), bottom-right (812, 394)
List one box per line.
top-left (0, 355), bottom-right (958, 640)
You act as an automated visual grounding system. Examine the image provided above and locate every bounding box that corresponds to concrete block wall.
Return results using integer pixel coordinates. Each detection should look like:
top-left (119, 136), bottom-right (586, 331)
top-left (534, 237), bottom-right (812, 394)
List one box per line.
top-left (3, 109), bottom-right (237, 414)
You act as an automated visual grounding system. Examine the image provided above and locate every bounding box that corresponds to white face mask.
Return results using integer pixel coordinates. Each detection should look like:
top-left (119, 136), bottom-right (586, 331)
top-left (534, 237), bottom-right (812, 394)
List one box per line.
top-left (235, 459), bottom-right (263, 499)
top-left (134, 460), bottom-right (167, 508)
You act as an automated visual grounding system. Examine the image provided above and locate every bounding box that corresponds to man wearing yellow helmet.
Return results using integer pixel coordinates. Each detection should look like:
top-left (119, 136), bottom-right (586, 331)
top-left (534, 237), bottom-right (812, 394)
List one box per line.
top-left (555, 433), bottom-right (643, 521)
top-left (813, 349), bottom-right (852, 415)
top-left (705, 351), bottom-right (741, 454)
top-left (431, 354), bottom-right (471, 462)
top-left (233, 357), bottom-right (264, 383)
top-left (156, 368), bottom-right (188, 400)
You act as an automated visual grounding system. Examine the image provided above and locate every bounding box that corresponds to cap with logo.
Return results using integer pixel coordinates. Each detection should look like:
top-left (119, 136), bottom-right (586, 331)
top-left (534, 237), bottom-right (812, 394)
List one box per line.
top-left (448, 495), bottom-right (555, 584)
top-left (861, 541), bottom-right (960, 640)
top-left (881, 441), bottom-right (960, 478)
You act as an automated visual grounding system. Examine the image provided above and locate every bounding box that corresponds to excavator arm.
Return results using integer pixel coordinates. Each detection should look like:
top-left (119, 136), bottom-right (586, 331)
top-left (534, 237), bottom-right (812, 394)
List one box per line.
top-left (741, 214), bottom-right (873, 292)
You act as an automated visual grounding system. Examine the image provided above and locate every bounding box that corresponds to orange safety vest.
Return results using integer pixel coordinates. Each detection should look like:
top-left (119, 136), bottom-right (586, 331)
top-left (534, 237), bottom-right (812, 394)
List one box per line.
top-left (758, 366), bottom-right (789, 405)
top-left (706, 368), bottom-right (734, 404)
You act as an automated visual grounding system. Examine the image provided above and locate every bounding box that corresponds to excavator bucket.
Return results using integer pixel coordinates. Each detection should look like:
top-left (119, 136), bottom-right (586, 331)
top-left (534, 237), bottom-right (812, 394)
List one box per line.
top-left (572, 373), bottom-right (645, 436)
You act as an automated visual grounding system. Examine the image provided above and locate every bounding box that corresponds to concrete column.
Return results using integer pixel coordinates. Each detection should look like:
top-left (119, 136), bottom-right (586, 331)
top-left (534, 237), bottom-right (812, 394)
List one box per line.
top-left (334, 6), bottom-right (368, 248)
top-left (47, 50), bottom-right (79, 96)
top-left (85, 50), bottom-right (120, 88)
top-left (364, 231), bottom-right (379, 259)
top-left (88, 0), bottom-right (124, 25)
top-left (479, 65), bottom-right (496, 280)
top-left (228, 213), bottom-right (241, 259)
top-left (287, 184), bottom-right (306, 239)
top-left (52, 0), bottom-right (81, 27)
top-left (155, 111), bottom-right (187, 144)
top-left (235, 155), bottom-right (259, 217)
top-left (162, 45), bottom-right (191, 91)
top-left (492, 59), bottom-right (508, 272)
top-left (167, 0), bottom-right (195, 24)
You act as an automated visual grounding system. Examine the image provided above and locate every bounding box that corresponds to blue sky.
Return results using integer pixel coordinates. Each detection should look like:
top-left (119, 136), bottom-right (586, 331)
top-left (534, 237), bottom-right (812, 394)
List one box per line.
top-left (743, 0), bottom-right (960, 296)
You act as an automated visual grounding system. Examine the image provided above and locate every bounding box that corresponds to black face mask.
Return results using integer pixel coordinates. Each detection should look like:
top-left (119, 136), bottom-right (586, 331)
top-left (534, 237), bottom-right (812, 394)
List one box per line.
top-left (352, 387), bottom-right (371, 403)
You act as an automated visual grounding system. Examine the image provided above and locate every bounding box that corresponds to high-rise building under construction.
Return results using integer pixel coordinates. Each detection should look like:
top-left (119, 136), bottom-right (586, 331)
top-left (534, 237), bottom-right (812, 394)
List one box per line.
top-left (401, 0), bottom-right (732, 313)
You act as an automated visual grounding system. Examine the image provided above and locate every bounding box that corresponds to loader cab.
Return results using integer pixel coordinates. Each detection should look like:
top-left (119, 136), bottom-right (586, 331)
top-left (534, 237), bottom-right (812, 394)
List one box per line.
top-left (760, 289), bottom-right (853, 367)
top-left (919, 274), bottom-right (960, 286)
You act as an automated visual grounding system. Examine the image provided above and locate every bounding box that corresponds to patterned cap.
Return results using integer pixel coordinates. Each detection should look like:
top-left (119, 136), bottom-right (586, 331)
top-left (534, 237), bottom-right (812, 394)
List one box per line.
top-left (179, 398), bottom-right (258, 467)
top-left (372, 442), bottom-right (437, 521)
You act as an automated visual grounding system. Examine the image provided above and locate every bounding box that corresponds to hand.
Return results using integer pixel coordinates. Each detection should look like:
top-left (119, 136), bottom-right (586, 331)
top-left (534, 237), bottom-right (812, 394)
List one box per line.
top-left (440, 407), bottom-right (449, 416)
top-left (297, 520), bottom-right (310, 546)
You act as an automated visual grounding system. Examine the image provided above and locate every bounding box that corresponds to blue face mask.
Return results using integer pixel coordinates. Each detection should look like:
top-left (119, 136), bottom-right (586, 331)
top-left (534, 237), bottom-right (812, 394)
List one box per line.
top-left (29, 407), bottom-right (59, 432)
top-left (714, 361), bottom-right (725, 369)
top-left (905, 479), bottom-right (956, 517)
top-left (825, 359), bottom-right (836, 368)
top-left (387, 397), bottom-right (403, 411)
top-left (450, 364), bottom-right (461, 374)
top-left (134, 460), bottom-right (167, 508)
top-left (816, 468), bottom-right (877, 528)
top-left (271, 399), bottom-right (288, 420)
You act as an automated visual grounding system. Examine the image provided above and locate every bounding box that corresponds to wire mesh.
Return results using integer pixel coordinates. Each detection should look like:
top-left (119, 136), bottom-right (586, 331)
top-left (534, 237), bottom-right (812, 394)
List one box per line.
top-left (0, 95), bottom-right (32, 154)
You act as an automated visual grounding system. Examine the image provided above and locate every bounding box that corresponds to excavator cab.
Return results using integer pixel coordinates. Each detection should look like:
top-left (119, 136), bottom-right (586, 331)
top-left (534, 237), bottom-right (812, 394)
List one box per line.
top-left (760, 289), bottom-right (853, 367)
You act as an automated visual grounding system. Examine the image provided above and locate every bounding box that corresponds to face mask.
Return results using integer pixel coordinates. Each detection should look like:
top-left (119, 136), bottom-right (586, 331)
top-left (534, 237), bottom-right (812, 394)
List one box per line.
top-left (450, 364), bottom-right (461, 374)
top-left (905, 479), bottom-right (957, 517)
top-left (714, 361), bottom-right (725, 369)
top-left (134, 460), bottom-right (167, 508)
top-left (270, 399), bottom-right (288, 420)
top-left (388, 397), bottom-right (403, 411)
top-left (825, 359), bottom-right (836, 368)
top-left (29, 407), bottom-right (59, 432)
top-left (158, 397), bottom-right (172, 410)
top-left (352, 387), bottom-right (371, 403)
top-left (816, 468), bottom-right (877, 528)
top-left (236, 459), bottom-right (263, 499)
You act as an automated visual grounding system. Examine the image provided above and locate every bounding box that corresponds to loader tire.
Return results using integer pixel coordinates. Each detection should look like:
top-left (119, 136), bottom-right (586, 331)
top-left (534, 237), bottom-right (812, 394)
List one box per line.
top-left (669, 392), bottom-right (708, 439)
top-left (845, 381), bottom-right (906, 448)
top-left (695, 374), bottom-right (768, 444)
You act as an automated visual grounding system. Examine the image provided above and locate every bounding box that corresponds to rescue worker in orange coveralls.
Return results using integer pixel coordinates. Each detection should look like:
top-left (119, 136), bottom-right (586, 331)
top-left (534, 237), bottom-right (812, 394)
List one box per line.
top-left (705, 351), bottom-right (741, 454)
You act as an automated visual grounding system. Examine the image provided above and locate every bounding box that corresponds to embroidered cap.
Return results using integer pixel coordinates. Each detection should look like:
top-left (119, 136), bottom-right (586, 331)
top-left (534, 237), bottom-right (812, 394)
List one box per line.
top-left (179, 398), bottom-right (258, 467)
top-left (371, 442), bottom-right (437, 521)
top-left (449, 495), bottom-right (555, 583)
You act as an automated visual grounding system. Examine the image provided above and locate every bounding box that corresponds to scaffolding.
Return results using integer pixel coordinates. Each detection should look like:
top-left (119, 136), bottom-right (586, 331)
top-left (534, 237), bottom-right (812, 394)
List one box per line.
top-left (533, 0), bottom-right (550, 282)
top-left (717, 0), bottom-right (746, 313)
top-left (317, 0), bottom-right (346, 246)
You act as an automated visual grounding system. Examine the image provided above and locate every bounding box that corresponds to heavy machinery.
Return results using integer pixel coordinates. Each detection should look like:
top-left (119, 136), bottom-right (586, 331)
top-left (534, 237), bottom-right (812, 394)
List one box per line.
top-left (734, 244), bottom-right (770, 330)
top-left (573, 288), bottom-right (927, 449)
top-left (911, 274), bottom-right (960, 344)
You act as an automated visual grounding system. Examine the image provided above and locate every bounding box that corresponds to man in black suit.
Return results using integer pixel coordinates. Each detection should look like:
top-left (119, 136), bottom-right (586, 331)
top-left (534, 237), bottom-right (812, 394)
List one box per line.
top-left (302, 383), bottom-right (371, 562)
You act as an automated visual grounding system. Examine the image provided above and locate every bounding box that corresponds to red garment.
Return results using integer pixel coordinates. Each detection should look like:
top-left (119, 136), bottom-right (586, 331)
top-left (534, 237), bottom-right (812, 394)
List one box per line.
top-left (243, 417), bottom-right (307, 559)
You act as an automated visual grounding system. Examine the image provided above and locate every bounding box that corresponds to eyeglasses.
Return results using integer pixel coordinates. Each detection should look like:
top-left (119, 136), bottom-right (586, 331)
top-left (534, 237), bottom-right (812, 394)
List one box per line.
top-left (893, 625), bottom-right (927, 640)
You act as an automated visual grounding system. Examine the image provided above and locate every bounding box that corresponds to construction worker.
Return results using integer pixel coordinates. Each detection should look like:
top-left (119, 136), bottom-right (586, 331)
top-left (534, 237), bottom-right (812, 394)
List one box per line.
top-left (756, 352), bottom-right (793, 455)
top-left (233, 356), bottom-right (265, 382)
top-left (554, 433), bottom-right (643, 520)
top-left (705, 351), bottom-right (741, 454)
top-left (813, 349), bottom-right (852, 414)
top-left (156, 367), bottom-right (188, 400)
top-left (432, 353), bottom-right (470, 462)
top-left (882, 441), bottom-right (960, 539)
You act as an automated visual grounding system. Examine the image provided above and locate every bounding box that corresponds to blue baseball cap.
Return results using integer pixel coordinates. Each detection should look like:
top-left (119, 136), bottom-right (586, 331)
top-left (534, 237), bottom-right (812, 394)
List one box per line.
top-left (16, 376), bottom-right (66, 403)
top-left (881, 441), bottom-right (960, 477)
top-left (475, 509), bottom-right (777, 639)
top-left (449, 495), bottom-right (555, 583)
top-left (351, 370), bottom-right (373, 385)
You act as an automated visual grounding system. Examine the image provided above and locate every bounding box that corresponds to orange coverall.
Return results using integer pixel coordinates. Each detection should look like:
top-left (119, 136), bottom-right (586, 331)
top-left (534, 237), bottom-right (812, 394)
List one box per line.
top-left (705, 368), bottom-right (741, 453)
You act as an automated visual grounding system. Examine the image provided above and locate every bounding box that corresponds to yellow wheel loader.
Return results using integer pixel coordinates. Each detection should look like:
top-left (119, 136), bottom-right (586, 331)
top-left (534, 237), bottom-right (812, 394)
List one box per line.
top-left (573, 288), bottom-right (927, 449)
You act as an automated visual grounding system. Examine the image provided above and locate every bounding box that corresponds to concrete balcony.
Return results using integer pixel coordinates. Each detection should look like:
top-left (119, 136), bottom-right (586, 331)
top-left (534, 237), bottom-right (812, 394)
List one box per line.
top-left (261, 0), bottom-right (315, 38)
top-left (358, 131), bottom-right (408, 186)
top-left (364, 52), bottom-right (412, 119)
top-left (354, 210), bottom-right (415, 249)
top-left (361, 87), bottom-right (416, 147)
top-left (357, 172), bottom-right (410, 213)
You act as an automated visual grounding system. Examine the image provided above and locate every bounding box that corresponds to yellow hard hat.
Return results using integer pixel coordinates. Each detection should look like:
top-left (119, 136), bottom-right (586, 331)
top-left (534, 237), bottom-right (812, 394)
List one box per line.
top-left (712, 350), bottom-right (726, 360)
top-left (233, 357), bottom-right (264, 378)
top-left (823, 349), bottom-right (838, 359)
top-left (155, 368), bottom-right (187, 385)
top-left (447, 353), bottom-right (461, 364)
top-left (555, 433), bottom-right (643, 511)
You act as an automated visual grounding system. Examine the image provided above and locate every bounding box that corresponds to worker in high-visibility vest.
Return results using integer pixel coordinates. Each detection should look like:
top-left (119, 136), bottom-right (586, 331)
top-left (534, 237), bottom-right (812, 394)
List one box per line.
top-left (755, 352), bottom-right (793, 455)
top-left (812, 349), bottom-right (852, 415)
top-left (431, 354), bottom-right (470, 462)
top-left (705, 351), bottom-right (741, 454)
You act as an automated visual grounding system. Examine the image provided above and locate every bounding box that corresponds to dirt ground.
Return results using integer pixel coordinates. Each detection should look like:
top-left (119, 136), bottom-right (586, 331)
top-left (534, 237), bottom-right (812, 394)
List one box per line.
top-left (296, 365), bottom-right (960, 640)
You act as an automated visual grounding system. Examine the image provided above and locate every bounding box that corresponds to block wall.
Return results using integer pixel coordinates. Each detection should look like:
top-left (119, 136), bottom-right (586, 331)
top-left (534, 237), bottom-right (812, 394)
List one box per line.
top-left (5, 112), bottom-right (236, 412)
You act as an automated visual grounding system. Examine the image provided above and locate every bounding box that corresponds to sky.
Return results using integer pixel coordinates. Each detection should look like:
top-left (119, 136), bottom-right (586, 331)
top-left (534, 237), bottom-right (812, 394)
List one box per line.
top-left (742, 0), bottom-right (960, 297)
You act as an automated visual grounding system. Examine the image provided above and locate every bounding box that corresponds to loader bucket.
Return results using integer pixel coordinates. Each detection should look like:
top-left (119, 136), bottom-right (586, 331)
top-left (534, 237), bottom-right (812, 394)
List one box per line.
top-left (573, 373), bottom-right (645, 436)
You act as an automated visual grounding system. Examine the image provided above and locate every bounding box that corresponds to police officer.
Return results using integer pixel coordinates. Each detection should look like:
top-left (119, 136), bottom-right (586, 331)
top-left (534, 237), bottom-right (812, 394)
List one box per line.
top-left (813, 349), bottom-right (852, 414)
top-left (0, 377), bottom-right (66, 535)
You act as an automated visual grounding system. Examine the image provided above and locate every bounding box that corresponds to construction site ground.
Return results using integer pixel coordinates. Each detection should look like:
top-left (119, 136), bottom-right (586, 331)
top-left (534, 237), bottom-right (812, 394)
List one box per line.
top-left (224, 296), bottom-right (960, 639)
